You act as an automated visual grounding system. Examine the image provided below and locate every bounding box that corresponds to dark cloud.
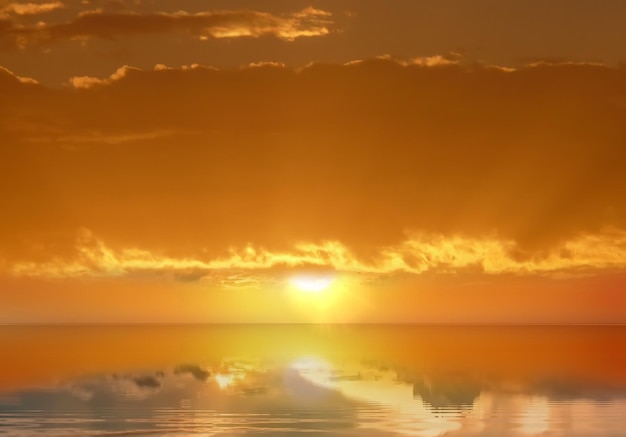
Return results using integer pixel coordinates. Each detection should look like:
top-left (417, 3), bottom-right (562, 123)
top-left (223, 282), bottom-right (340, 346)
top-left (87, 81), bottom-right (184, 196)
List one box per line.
top-left (0, 7), bottom-right (333, 49)
top-left (412, 378), bottom-right (481, 412)
top-left (174, 364), bottom-right (210, 382)
top-left (412, 375), bottom-right (626, 405)
top-left (132, 375), bottom-right (162, 388)
top-left (1, 60), bottom-right (626, 274)
top-left (533, 378), bottom-right (626, 401)
top-left (173, 269), bottom-right (210, 283)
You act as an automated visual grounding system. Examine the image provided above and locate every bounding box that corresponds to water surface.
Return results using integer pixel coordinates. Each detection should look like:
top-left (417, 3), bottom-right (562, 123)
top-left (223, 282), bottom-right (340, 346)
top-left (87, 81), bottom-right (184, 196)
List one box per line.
top-left (1, 325), bottom-right (625, 436)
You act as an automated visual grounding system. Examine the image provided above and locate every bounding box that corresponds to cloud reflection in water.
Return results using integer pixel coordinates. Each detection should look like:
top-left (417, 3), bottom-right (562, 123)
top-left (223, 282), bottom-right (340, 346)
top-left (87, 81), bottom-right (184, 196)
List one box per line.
top-left (1, 325), bottom-right (626, 436)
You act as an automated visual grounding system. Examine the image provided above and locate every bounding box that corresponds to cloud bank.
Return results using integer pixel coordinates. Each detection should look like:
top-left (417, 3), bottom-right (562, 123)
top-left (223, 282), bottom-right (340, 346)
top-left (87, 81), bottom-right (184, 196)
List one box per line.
top-left (2, 59), bottom-right (626, 280)
top-left (0, 6), bottom-right (333, 48)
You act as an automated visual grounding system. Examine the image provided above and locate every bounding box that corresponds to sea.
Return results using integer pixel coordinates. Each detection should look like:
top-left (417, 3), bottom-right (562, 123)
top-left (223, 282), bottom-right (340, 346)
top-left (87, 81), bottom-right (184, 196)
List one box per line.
top-left (1, 325), bottom-right (625, 436)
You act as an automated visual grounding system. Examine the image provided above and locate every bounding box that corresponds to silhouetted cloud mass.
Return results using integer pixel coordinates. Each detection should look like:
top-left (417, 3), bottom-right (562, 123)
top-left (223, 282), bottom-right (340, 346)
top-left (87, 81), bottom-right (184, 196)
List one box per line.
top-left (174, 365), bottom-right (210, 382)
top-left (412, 378), bottom-right (481, 411)
top-left (132, 375), bottom-right (161, 389)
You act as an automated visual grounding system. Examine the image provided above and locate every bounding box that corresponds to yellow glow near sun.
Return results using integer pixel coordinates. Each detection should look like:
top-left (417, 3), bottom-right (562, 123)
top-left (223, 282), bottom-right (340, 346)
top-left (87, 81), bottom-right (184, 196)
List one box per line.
top-left (215, 373), bottom-right (235, 390)
top-left (290, 276), bottom-right (333, 292)
top-left (287, 273), bottom-right (363, 323)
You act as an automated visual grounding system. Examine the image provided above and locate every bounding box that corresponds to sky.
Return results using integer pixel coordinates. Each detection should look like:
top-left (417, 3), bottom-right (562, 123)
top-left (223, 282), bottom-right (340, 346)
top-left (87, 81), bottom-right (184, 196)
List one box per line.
top-left (1, 0), bottom-right (626, 323)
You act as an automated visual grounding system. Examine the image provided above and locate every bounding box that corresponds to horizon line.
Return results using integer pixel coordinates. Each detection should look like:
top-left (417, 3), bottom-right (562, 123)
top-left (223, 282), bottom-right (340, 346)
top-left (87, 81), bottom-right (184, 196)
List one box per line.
top-left (2, 322), bottom-right (625, 327)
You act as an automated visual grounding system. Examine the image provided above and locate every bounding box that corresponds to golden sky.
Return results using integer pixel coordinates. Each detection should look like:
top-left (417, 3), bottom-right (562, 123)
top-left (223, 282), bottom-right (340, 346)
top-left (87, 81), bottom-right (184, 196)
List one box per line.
top-left (1, 0), bottom-right (626, 322)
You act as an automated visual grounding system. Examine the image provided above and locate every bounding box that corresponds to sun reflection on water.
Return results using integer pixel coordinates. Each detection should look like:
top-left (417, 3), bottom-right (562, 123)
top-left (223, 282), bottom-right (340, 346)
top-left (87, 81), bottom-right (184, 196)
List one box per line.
top-left (1, 326), bottom-right (626, 436)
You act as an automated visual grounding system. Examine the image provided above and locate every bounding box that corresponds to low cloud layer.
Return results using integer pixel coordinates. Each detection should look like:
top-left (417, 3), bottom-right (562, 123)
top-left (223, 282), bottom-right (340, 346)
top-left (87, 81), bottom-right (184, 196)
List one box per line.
top-left (8, 229), bottom-right (626, 281)
top-left (2, 59), bottom-right (626, 280)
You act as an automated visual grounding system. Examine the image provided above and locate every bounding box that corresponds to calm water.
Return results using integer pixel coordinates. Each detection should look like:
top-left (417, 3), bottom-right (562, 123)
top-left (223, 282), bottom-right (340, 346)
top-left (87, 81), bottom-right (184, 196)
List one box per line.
top-left (1, 325), bottom-right (625, 436)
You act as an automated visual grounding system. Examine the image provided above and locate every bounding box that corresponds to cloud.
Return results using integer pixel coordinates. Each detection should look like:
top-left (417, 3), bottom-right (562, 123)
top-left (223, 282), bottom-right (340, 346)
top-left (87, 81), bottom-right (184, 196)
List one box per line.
top-left (412, 378), bottom-right (481, 411)
top-left (0, 65), bottom-right (38, 84)
top-left (346, 53), bottom-right (461, 68)
top-left (7, 228), bottom-right (626, 280)
top-left (132, 375), bottom-right (161, 388)
top-left (69, 64), bottom-right (147, 89)
top-left (174, 364), bottom-right (210, 382)
top-left (1, 6), bottom-right (334, 48)
top-left (2, 59), bottom-right (626, 281)
top-left (0, 2), bottom-right (63, 17)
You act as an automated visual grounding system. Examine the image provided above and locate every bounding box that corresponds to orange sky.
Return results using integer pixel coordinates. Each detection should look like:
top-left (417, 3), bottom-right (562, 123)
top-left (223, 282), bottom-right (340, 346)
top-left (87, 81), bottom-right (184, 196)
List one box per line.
top-left (1, 0), bottom-right (626, 323)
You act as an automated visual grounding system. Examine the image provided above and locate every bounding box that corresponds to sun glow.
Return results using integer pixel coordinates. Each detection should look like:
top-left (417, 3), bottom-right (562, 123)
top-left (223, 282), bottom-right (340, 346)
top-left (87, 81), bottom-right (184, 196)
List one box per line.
top-left (290, 276), bottom-right (333, 292)
top-left (215, 373), bottom-right (235, 389)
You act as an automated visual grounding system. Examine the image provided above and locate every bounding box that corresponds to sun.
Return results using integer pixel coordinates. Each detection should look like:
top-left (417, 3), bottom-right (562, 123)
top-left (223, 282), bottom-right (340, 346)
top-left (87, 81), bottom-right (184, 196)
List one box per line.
top-left (289, 275), bottom-right (333, 292)
top-left (287, 273), bottom-right (355, 322)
